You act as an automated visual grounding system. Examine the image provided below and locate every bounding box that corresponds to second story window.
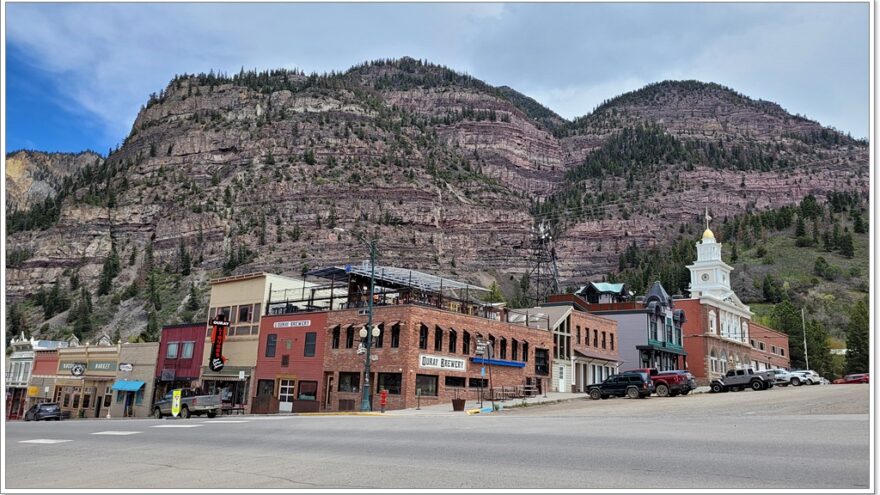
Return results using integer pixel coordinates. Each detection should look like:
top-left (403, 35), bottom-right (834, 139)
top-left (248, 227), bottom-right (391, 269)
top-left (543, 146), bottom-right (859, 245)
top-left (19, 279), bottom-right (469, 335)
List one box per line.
top-left (434, 326), bottom-right (443, 351)
top-left (304, 332), bottom-right (316, 357)
top-left (266, 334), bottom-right (277, 358)
top-left (419, 325), bottom-right (428, 350)
top-left (610, 334), bottom-right (614, 351)
top-left (391, 324), bottom-right (400, 348)
top-left (331, 326), bottom-right (340, 349)
top-left (166, 342), bottom-right (179, 359)
top-left (346, 326), bottom-right (354, 348)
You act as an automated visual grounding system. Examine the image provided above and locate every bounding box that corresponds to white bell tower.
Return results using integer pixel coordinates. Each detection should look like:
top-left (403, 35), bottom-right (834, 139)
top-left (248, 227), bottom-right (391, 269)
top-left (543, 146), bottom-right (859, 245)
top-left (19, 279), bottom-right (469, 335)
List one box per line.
top-left (687, 208), bottom-right (733, 299)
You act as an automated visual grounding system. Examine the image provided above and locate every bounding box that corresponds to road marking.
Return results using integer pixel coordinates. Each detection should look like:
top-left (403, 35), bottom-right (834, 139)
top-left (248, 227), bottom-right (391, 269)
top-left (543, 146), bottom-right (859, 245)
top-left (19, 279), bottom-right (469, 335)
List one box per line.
top-left (202, 420), bottom-right (250, 423)
top-left (93, 431), bottom-right (142, 435)
top-left (151, 424), bottom-right (202, 428)
top-left (19, 439), bottom-right (72, 444)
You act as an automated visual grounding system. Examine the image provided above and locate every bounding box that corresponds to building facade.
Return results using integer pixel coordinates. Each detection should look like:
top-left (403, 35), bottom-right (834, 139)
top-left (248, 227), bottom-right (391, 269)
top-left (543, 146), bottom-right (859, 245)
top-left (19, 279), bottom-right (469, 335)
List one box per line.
top-left (6, 336), bottom-right (68, 419)
top-left (199, 273), bottom-right (307, 413)
top-left (27, 349), bottom-right (61, 410)
top-left (680, 218), bottom-right (788, 384)
top-left (747, 322), bottom-right (791, 370)
top-left (253, 312), bottom-right (328, 413)
top-left (321, 304), bottom-right (553, 412)
top-left (109, 343), bottom-right (160, 418)
top-left (155, 323), bottom-right (207, 400)
top-left (54, 344), bottom-right (120, 419)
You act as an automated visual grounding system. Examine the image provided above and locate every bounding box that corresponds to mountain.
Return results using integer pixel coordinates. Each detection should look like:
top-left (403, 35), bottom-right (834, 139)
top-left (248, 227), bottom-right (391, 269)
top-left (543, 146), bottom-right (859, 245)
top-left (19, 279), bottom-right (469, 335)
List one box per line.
top-left (4, 57), bottom-right (869, 343)
top-left (5, 150), bottom-right (102, 212)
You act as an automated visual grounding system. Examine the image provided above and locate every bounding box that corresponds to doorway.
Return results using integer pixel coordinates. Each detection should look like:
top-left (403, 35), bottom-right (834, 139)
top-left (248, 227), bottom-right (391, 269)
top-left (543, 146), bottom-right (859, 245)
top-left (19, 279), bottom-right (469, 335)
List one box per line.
top-left (324, 373), bottom-right (334, 410)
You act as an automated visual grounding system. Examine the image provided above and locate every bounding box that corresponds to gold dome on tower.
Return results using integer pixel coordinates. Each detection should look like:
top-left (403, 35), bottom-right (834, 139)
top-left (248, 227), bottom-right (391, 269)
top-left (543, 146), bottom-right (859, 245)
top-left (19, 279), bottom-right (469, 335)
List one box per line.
top-left (702, 228), bottom-right (715, 241)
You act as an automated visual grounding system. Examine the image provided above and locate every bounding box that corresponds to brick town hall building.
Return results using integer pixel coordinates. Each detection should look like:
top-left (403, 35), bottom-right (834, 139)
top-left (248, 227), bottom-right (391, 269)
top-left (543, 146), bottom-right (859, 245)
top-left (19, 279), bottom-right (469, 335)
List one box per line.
top-left (679, 210), bottom-right (790, 384)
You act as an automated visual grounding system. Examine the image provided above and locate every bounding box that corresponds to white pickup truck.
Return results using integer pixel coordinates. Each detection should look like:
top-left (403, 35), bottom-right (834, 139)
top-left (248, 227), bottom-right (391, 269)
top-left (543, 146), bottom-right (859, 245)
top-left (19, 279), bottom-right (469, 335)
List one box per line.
top-left (710, 368), bottom-right (775, 393)
top-left (152, 389), bottom-right (222, 419)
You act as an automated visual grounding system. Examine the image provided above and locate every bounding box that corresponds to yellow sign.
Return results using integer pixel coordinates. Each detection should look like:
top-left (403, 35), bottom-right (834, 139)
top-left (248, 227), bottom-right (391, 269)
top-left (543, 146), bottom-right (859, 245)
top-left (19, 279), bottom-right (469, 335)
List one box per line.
top-left (171, 389), bottom-right (182, 417)
top-left (27, 386), bottom-right (40, 397)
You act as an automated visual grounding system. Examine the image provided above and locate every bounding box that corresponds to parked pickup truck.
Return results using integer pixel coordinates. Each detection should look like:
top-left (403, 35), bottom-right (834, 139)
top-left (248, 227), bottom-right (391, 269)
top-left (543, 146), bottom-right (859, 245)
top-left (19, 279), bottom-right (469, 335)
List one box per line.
top-left (623, 368), bottom-right (695, 397)
top-left (152, 389), bottom-right (222, 419)
top-left (710, 368), bottom-right (775, 393)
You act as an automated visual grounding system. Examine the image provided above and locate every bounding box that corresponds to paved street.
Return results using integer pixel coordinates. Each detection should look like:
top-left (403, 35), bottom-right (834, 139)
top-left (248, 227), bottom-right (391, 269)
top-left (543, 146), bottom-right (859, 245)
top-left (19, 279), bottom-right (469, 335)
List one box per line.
top-left (5, 384), bottom-right (870, 490)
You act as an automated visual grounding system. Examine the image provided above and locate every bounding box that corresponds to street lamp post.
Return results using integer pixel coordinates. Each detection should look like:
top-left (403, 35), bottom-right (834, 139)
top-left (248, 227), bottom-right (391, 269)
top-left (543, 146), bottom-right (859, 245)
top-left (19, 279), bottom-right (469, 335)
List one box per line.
top-left (335, 228), bottom-right (378, 412)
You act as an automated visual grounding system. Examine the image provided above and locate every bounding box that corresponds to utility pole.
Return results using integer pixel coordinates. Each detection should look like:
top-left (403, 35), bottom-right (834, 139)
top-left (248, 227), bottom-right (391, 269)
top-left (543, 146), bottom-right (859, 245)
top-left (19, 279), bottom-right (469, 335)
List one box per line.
top-left (801, 307), bottom-right (810, 370)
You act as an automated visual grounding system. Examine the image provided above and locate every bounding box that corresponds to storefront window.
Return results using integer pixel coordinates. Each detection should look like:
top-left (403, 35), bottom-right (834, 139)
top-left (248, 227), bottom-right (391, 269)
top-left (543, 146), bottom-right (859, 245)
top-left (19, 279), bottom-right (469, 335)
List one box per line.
top-left (469, 378), bottom-right (488, 388)
top-left (415, 374), bottom-right (438, 396)
top-left (535, 349), bottom-right (549, 375)
top-left (72, 394), bottom-right (80, 409)
top-left (298, 381), bottom-right (317, 400)
top-left (377, 373), bottom-right (402, 395)
top-left (445, 376), bottom-right (465, 388)
top-left (82, 393), bottom-right (91, 409)
top-left (338, 372), bottom-right (360, 392)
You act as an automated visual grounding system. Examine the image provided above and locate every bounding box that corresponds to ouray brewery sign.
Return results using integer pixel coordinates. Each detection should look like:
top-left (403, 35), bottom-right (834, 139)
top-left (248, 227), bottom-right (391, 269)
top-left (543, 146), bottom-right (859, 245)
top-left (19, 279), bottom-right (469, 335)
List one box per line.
top-left (419, 354), bottom-right (467, 372)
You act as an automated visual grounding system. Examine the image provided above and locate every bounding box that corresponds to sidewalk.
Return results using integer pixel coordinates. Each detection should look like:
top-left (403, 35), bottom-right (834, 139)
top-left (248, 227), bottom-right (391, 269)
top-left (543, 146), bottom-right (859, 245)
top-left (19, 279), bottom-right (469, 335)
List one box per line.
top-left (384, 391), bottom-right (588, 416)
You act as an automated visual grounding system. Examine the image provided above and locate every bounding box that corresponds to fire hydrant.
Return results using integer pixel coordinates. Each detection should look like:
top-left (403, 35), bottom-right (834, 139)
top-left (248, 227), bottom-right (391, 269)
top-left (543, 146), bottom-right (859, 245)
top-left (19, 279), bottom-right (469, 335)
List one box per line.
top-left (380, 389), bottom-right (388, 413)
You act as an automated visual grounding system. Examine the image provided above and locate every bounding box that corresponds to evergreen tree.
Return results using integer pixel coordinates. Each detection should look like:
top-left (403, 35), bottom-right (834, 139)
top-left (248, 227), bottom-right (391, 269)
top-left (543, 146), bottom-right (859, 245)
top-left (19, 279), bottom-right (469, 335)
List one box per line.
top-left (822, 230), bottom-right (833, 252)
top-left (148, 272), bottom-right (162, 310)
top-left (97, 244), bottom-right (121, 296)
top-left (71, 288), bottom-right (94, 339)
top-left (143, 311), bottom-right (160, 342)
top-left (839, 233), bottom-right (855, 258)
top-left (770, 299), bottom-right (806, 368)
top-left (805, 319), bottom-right (831, 376)
top-left (259, 212), bottom-right (267, 245)
top-left (178, 239), bottom-right (191, 276)
top-left (795, 216), bottom-right (806, 238)
top-left (845, 299), bottom-right (869, 374)
top-left (7, 303), bottom-right (27, 339)
top-left (483, 282), bottom-right (505, 303)
top-left (186, 282), bottom-right (200, 311)
top-left (853, 212), bottom-right (866, 234)
top-left (761, 274), bottom-right (783, 303)
top-left (730, 243), bottom-right (738, 263)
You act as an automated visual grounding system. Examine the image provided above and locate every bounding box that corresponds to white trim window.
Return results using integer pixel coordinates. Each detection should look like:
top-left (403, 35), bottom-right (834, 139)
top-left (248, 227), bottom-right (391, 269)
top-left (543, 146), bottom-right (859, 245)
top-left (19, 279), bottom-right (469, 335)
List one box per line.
top-left (708, 311), bottom-right (717, 334)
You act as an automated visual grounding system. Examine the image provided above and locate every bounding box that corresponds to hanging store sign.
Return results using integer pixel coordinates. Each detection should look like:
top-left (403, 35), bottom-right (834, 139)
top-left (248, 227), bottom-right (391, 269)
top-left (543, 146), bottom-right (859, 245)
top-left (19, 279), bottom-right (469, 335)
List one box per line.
top-left (209, 315), bottom-right (230, 372)
top-left (118, 363), bottom-right (134, 372)
top-left (419, 354), bottom-right (467, 372)
top-left (70, 363), bottom-right (86, 376)
top-left (273, 320), bottom-right (311, 329)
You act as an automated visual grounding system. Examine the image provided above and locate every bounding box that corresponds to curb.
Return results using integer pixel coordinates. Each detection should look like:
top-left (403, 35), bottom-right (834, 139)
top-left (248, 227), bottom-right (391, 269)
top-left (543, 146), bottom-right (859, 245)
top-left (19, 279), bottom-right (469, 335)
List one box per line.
top-left (295, 412), bottom-right (385, 416)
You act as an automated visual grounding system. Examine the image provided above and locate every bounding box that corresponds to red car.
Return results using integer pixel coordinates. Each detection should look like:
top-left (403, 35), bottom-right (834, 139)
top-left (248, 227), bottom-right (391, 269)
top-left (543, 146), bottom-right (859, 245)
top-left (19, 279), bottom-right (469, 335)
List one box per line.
top-left (833, 373), bottom-right (870, 384)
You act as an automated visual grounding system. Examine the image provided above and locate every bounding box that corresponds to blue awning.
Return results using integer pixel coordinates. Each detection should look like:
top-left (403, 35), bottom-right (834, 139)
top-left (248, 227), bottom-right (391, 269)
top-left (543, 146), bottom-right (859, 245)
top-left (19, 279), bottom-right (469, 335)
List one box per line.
top-left (469, 357), bottom-right (526, 368)
top-left (111, 380), bottom-right (145, 392)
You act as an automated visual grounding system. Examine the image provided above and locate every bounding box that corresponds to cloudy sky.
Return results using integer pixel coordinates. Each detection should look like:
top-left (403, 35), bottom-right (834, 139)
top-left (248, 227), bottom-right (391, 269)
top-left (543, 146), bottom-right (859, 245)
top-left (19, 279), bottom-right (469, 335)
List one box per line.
top-left (5, 2), bottom-right (870, 154)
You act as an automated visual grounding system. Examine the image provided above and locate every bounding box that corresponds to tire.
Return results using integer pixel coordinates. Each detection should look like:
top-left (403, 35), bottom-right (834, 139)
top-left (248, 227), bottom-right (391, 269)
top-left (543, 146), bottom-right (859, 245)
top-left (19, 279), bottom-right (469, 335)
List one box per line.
top-left (24, 415), bottom-right (31, 422)
top-left (791, 377), bottom-right (801, 386)
top-left (750, 380), bottom-right (763, 391)
top-left (680, 390), bottom-right (690, 396)
top-left (153, 408), bottom-right (163, 419)
top-left (180, 406), bottom-right (191, 419)
top-left (711, 383), bottom-right (724, 393)
top-left (656, 384), bottom-right (670, 397)
top-left (207, 411), bottom-right (217, 418)
top-left (54, 417), bottom-right (60, 421)
top-left (589, 389), bottom-right (601, 400)
top-left (806, 379), bottom-right (813, 385)
top-left (626, 387), bottom-right (639, 399)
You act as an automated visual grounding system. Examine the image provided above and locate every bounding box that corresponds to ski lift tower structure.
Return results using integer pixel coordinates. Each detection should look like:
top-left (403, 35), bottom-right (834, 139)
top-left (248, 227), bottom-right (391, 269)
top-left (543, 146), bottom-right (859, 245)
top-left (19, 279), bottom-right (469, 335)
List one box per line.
top-left (525, 220), bottom-right (561, 306)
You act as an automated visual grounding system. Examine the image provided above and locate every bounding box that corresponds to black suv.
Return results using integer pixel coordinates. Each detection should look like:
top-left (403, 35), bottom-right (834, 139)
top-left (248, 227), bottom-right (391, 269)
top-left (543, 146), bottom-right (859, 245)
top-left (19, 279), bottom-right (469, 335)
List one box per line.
top-left (24, 403), bottom-right (62, 421)
top-left (587, 373), bottom-right (655, 400)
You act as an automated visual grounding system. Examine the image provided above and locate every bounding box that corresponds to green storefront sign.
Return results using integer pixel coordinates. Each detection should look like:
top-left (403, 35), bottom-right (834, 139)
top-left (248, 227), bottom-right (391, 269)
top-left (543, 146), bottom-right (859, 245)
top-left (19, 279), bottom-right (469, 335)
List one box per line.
top-left (88, 361), bottom-right (116, 372)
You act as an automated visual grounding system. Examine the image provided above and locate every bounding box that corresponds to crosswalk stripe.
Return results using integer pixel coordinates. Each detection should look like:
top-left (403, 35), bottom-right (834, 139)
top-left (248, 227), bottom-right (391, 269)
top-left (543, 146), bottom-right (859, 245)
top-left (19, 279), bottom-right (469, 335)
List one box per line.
top-left (202, 420), bottom-right (249, 423)
top-left (19, 439), bottom-right (72, 444)
top-left (92, 431), bottom-right (142, 435)
top-left (151, 424), bottom-right (202, 428)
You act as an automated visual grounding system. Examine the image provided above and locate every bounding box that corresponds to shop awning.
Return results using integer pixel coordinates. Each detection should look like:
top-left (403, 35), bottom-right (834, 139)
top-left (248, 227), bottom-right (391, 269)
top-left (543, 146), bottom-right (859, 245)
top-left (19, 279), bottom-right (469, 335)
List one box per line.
top-left (111, 380), bottom-right (145, 392)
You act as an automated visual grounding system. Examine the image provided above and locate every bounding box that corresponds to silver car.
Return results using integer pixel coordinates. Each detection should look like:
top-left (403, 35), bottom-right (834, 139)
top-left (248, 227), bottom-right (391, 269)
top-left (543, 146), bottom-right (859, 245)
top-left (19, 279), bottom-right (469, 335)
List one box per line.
top-left (768, 369), bottom-right (793, 386)
top-left (790, 370), bottom-right (821, 386)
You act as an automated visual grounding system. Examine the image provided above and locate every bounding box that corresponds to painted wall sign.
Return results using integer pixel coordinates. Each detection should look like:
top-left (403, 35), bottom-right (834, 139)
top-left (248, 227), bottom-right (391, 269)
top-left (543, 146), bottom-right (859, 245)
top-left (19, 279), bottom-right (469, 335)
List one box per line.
top-left (419, 354), bottom-right (467, 372)
top-left (71, 364), bottom-right (86, 376)
top-left (118, 363), bottom-right (134, 372)
top-left (273, 320), bottom-right (311, 329)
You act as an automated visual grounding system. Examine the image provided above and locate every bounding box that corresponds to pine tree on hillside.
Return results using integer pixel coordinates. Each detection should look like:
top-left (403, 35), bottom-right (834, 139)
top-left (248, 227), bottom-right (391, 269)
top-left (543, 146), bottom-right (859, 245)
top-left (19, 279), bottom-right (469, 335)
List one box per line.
top-left (187, 282), bottom-right (200, 311)
top-left (839, 233), bottom-right (855, 258)
top-left (484, 282), bottom-right (505, 303)
top-left (795, 216), bottom-right (806, 238)
top-left (770, 299), bottom-right (806, 368)
top-left (845, 299), bottom-right (869, 374)
top-left (853, 212), bottom-right (867, 234)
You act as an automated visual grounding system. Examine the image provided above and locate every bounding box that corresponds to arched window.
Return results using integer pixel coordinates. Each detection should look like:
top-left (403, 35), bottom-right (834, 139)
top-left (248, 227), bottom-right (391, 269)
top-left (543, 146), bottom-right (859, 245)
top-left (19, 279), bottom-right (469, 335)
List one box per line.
top-left (720, 351), bottom-right (728, 373)
top-left (710, 349), bottom-right (718, 373)
top-left (741, 321), bottom-right (749, 343)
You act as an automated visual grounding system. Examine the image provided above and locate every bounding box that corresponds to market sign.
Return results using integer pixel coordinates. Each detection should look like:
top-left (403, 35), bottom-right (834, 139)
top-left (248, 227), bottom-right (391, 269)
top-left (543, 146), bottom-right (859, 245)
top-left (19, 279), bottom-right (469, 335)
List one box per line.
top-left (88, 361), bottom-right (116, 372)
top-left (419, 354), bottom-right (467, 372)
top-left (273, 320), bottom-right (311, 328)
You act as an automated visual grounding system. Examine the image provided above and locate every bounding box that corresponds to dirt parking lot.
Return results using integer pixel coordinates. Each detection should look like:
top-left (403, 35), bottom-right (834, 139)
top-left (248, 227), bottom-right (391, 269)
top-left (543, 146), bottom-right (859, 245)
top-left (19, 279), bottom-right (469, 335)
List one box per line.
top-left (504, 383), bottom-right (870, 417)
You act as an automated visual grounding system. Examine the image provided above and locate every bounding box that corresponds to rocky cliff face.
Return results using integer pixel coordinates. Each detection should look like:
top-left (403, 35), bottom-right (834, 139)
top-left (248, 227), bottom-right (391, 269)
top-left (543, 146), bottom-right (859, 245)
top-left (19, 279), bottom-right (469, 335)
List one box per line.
top-left (5, 150), bottom-right (102, 212)
top-left (5, 59), bottom-right (869, 340)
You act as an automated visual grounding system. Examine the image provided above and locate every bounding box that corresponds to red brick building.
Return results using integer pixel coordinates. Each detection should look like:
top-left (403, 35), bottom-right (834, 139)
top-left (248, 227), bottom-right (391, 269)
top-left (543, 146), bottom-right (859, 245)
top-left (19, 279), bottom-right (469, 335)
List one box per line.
top-left (321, 305), bottom-right (553, 411)
top-left (253, 312), bottom-right (328, 413)
top-left (747, 322), bottom-right (791, 370)
top-left (677, 298), bottom-right (754, 384)
top-left (155, 323), bottom-right (207, 399)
